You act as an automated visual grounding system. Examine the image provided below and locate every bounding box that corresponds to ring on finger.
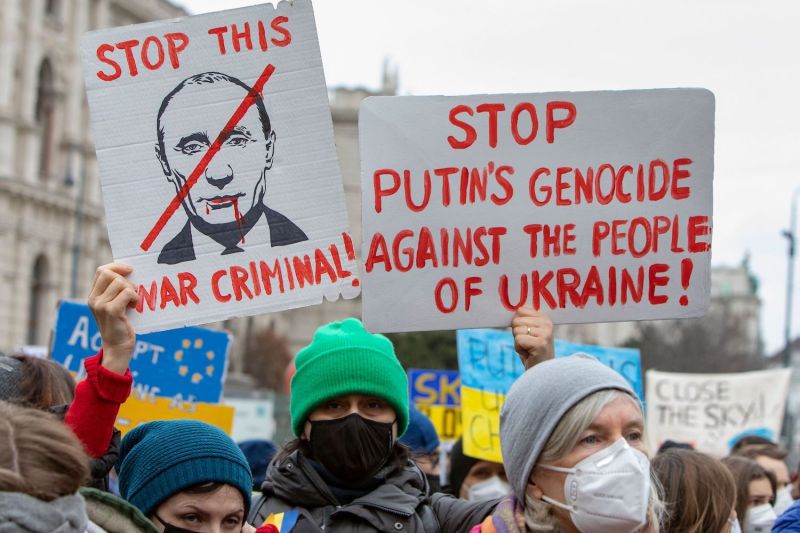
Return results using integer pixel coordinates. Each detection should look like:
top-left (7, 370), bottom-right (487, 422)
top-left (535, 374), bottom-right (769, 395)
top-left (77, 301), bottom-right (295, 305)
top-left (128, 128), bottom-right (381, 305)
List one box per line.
top-left (526, 326), bottom-right (532, 336)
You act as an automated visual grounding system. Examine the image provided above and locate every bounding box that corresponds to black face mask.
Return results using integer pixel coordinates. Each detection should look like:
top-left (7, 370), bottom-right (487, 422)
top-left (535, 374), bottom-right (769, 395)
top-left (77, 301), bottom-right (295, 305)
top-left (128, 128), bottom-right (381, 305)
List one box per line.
top-left (308, 413), bottom-right (395, 482)
top-left (154, 515), bottom-right (243, 533)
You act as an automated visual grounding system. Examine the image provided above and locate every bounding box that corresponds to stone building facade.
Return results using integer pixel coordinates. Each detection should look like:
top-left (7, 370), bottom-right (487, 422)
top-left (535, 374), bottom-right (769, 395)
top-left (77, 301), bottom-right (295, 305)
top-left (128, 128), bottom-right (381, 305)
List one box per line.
top-left (0, 0), bottom-right (186, 351)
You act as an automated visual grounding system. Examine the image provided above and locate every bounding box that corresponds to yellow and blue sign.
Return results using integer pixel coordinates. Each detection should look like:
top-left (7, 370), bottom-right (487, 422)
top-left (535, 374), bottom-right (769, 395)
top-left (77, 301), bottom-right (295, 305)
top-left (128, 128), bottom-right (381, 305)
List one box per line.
top-left (408, 368), bottom-right (462, 441)
top-left (116, 395), bottom-right (234, 437)
top-left (456, 329), bottom-right (642, 462)
top-left (50, 300), bottom-right (230, 404)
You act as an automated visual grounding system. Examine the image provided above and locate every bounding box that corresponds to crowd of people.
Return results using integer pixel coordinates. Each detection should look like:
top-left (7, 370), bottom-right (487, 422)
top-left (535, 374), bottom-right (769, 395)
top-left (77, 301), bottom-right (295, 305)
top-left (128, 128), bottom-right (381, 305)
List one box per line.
top-left (2, 261), bottom-right (800, 532)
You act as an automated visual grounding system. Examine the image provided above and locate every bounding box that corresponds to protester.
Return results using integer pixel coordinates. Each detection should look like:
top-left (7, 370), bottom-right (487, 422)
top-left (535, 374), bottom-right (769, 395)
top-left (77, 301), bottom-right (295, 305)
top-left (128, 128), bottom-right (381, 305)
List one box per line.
top-left (722, 456), bottom-right (777, 532)
top-left (116, 419), bottom-right (255, 532)
top-left (81, 263), bottom-right (266, 531)
top-left (733, 443), bottom-right (793, 513)
top-left (249, 309), bottom-right (555, 531)
top-left (400, 406), bottom-right (442, 489)
top-left (652, 448), bottom-right (737, 533)
top-left (730, 435), bottom-right (776, 454)
top-left (0, 350), bottom-right (121, 491)
top-left (0, 353), bottom-right (75, 410)
top-left (239, 439), bottom-right (278, 491)
top-left (447, 438), bottom-right (510, 502)
top-left (655, 440), bottom-right (693, 454)
top-left (774, 499), bottom-right (800, 532)
top-left (471, 353), bottom-right (663, 533)
top-left (0, 401), bottom-right (99, 532)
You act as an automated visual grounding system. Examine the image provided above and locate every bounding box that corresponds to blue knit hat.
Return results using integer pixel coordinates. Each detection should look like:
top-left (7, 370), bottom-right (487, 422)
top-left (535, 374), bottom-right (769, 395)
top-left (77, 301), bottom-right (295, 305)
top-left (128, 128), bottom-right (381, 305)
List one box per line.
top-left (117, 420), bottom-right (253, 517)
top-left (399, 406), bottom-right (440, 454)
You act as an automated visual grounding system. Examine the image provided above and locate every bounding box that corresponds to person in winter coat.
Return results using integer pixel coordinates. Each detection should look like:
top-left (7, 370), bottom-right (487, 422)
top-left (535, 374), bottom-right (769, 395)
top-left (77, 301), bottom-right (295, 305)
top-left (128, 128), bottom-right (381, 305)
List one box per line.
top-left (79, 263), bottom-right (267, 532)
top-left (722, 456), bottom-right (777, 533)
top-left (470, 354), bottom-right (664, 533)
top-left (399, 406), bottom-right (442, 491)
top-left (0, 401), bottom-right (103, 533)
top-left (651, 448), bottom-right (738, 533)
top-left (774, 499), bottom-right (800, 532)
top-left (115, 420), bottom-right (255, 533)
top-left (0, 351), bottom-right (123, 491)
top-left (248, 311), bottom-right (555, 533)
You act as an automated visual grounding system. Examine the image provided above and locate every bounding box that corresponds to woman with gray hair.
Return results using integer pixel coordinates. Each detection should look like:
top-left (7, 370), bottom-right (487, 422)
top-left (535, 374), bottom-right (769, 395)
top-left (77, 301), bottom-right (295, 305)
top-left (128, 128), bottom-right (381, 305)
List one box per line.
top-left (470, 352), bottom-right (663, 532)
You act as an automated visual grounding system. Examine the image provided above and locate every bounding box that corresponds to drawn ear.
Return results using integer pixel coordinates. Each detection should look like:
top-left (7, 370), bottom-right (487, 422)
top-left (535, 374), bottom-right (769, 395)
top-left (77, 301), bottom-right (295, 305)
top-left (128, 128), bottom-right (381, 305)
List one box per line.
top-left (264, 130), bottom-right (276, 170)
top-left (155, 143), bottom-right (171, 177)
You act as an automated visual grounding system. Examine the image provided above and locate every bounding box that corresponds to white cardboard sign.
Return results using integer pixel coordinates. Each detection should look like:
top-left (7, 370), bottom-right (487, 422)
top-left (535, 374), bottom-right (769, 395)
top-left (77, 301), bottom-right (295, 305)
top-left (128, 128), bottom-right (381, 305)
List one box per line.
top-left (646, 368), bottom-right (791, 456)
top-left (359, 89), bottom-right (714, 332)
top-left (81, 1), bottom-right (359, 333)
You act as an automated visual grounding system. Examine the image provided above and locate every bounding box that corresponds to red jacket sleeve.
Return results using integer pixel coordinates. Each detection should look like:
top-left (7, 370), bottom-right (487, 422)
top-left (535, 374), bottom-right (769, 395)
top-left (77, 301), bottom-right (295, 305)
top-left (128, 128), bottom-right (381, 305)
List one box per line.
top-left (64, 350), bottom-right (132, 458)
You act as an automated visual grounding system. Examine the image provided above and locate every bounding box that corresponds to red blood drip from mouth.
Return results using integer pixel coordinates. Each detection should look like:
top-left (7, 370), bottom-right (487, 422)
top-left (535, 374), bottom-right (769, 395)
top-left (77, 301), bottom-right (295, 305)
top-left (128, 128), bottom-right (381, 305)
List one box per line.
top-left (205, 203), bottom-right (210, 216)
top-left (232, 197), bottom-right (245, 244)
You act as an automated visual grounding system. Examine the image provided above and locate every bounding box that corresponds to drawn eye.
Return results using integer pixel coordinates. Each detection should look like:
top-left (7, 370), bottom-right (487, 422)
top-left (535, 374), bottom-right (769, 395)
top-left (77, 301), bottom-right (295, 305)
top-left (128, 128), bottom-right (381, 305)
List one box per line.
top-left (226, 136), bottom-right (249, 147)
top-left (180, 142), bottom-right (204, 155)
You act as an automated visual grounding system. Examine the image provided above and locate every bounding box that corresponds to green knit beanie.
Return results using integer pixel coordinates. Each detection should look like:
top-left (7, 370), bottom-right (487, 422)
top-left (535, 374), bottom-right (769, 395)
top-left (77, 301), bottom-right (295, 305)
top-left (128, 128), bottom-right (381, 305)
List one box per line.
top-left (290, 318), bottom-right (409, 437)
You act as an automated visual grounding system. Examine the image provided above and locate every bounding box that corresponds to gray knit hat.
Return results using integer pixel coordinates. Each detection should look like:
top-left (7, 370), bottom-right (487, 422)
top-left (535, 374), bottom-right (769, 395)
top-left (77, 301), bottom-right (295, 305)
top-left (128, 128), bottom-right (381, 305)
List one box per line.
top-left (0, 355), bottom-right (23, 402)
top-left (500, 354), bottom-right (636, 502)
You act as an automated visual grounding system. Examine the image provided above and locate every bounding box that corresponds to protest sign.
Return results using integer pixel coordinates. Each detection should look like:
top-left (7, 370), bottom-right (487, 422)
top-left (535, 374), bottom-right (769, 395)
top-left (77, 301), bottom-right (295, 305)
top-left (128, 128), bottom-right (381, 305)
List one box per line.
top-left (360, 90), bottom-right (714, 332)
top-left (81, 1), bottom-right (358, 333)
top-left (117, 395), bottom-right (235, 437)
top-left (226, 397), bottom-right (277, 442)
top-left (50, 300), bottom-right (230, 404)
top-left (456, 328), bottom-right (642, 462)
top-left (646, 368), bottom-right (792, 456)
top-left (408, 368), bottom-right (462, 440)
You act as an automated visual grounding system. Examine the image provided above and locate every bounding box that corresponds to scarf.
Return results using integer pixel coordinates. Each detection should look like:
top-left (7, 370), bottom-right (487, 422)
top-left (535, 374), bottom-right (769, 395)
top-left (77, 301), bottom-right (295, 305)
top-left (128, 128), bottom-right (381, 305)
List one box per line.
top-left (0, 492), bottom-right (90, 533)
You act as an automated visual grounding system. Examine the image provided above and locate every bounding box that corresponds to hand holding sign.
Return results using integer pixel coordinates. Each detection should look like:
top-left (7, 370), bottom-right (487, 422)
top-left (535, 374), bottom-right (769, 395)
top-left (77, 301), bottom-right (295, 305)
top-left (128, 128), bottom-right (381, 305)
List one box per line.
top-left (510, 307), bottom-right (554, 369)
top-left (88, 263), bottom-right (138, 375)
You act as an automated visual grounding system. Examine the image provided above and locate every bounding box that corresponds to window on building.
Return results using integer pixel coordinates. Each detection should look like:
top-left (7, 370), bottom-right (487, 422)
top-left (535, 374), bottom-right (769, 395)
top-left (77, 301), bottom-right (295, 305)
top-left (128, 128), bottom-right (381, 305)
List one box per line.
top-left (45, 0), bottom-right (60, 19)
top-left (27, 254), bottom-right (50, 345)
top-left (35, 59), bottom-right (55, 180)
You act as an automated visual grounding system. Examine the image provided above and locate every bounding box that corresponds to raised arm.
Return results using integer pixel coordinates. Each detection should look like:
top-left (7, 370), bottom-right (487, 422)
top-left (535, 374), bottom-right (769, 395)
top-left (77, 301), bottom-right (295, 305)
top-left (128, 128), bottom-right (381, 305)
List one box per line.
top-left (64, 263), bottom-right (138, 458)
top-left (510, 307), bottom-right (555, 370)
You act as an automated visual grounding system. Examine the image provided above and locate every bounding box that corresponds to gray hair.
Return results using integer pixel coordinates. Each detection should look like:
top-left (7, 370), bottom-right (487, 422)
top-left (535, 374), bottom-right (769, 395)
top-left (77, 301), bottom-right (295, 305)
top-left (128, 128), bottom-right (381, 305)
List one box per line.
top-left (522, 389), bottom-right (664, 532)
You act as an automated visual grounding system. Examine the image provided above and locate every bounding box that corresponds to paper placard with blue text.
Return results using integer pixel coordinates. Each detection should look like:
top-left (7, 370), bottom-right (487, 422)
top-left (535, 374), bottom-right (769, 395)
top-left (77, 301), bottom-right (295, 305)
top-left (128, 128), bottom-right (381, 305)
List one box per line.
top-left (81, 0), bottom-right (358, 333)
top-left (456, 327), bottom-right (642, 462)
top-left (360, 90), bottom-right (714, 332)
top-left (50, 300), bottom-right (230, 403)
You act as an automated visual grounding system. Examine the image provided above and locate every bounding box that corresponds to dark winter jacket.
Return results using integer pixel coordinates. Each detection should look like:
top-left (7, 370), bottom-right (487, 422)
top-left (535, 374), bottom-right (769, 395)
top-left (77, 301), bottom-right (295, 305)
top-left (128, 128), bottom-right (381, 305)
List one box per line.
top-left (51, 404), bottom-right (121, 491)
top-left (774, 499), bottom-right (800, 532)
top-left (248, 450), bottom-right (497, 532)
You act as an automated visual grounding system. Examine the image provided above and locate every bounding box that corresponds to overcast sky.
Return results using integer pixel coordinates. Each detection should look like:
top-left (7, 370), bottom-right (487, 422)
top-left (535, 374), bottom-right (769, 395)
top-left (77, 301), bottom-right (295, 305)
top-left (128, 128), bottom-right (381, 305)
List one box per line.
top-left (177, 0), bottom-right (800, 354)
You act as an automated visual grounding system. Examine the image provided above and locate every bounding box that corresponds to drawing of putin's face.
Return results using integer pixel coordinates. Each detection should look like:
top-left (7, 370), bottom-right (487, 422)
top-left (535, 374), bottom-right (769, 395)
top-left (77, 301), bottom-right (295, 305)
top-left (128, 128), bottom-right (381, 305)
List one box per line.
top-left (155, 72), bottom-right (276, 230)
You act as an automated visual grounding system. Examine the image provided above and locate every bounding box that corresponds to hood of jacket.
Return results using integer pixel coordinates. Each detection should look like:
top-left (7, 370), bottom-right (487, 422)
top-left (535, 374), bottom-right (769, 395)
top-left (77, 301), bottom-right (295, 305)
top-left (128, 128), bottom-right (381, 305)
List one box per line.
top-left (261, 450), bottom-right (430, 530)
top-left (0, 492), bottom-right (89, 533)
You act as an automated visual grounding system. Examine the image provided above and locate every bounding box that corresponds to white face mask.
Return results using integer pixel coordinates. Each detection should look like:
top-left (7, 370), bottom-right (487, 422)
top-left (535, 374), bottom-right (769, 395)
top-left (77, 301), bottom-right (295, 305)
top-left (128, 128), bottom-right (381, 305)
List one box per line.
top-left (774, 485), bottom-right (795, 516)
top-left (468, 475), bottom-right (511, 502)
top-left (537, 437), bottom-right (650, 533)
top-left (744, 503), bottom-right (776, 533)
top-left (728, 516), bottom-right (742, 533)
